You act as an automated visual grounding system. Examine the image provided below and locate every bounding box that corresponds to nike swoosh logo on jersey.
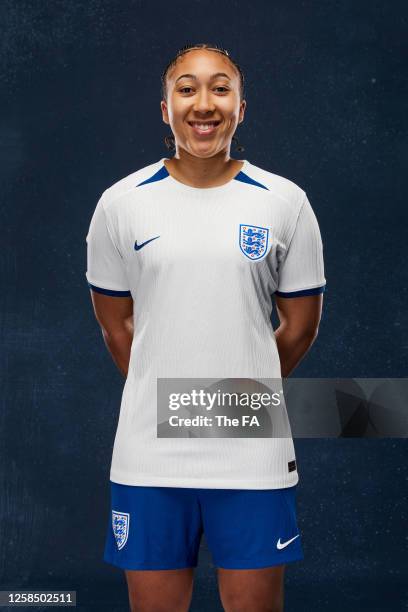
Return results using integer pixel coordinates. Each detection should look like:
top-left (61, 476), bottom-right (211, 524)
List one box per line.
top-left (134, 236), bottom-right (160, 251)
top-left (276, 534), bottom-right (300, 550)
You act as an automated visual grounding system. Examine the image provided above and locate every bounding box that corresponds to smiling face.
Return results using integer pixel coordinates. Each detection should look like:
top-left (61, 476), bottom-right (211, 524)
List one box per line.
top-left (161, 49), bottom-right (246, 159)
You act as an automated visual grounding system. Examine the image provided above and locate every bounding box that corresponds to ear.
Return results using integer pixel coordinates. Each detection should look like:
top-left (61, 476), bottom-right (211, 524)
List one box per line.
top-left (161, 100), bottom-right (170, 125)
top-left (238, 100), bottom-right (247, 124)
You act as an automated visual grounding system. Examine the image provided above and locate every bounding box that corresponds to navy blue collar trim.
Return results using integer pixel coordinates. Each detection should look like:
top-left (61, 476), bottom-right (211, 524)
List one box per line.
top-left (136, 163), bottom-right (269, 191)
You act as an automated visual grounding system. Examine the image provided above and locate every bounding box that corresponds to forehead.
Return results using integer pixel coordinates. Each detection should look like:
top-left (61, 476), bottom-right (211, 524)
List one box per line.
top-left (167, 49), bottom-right (238, 83)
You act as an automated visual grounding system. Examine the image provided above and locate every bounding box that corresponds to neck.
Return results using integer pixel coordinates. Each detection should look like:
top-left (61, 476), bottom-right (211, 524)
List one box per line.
top-left (164, 149), bottom-right (244, 188)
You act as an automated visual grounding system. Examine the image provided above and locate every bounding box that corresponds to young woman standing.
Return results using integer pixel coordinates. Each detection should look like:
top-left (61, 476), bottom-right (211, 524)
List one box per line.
top-left (86, 43), bottom-right (326, 612)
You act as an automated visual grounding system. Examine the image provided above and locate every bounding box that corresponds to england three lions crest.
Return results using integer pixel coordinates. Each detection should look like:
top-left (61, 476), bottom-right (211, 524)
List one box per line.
top-left (112, 510), bottom-right (130, 550)
top-left (239, 224), bottom-right (270, 260)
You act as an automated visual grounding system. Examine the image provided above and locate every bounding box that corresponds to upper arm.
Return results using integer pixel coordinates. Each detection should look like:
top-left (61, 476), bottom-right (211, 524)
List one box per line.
top-left (86, 192), bottom-right (133, 332)
top-left (85, 192), bottom-right (131, 296)
top-left (274, 194), bottom-right (326, 335)
top-left (276, 193), bottom-right (326, 299)
top-left (274, 193), bottom-right (326, 336)
top-left (274, 293), bottom-right (323, 337)
top-left (90, 291), bottom-right (133, 334)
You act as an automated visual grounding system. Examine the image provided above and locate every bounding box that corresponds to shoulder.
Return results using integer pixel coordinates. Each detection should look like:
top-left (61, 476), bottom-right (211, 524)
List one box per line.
top-left (244, 160), bottom-right (306, 213)
top-left (100, 158), bottom-right (164, 213)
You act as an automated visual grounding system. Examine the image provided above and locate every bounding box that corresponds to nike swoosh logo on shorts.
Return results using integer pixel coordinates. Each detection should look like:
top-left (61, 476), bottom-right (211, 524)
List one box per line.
top-left (134, 236), bottom-right (160, 251)
top-left (276, 534), bottom-right (300, 550)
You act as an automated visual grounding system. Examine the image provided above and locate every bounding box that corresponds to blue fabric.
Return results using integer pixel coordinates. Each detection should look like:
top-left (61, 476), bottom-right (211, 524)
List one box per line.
top-left (104, 481), bottom-right (304, 570)
top-left (87, 282), bottom-right (131, 297)
top-left (275, 285), bottom-right (326, 298)
top-left (136, 164), bottom-right (169, 187)
top-left (234, 170), bottom-right (269, 190)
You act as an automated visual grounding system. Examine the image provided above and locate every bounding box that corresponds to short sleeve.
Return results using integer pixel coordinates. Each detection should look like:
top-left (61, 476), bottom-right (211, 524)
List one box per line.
top-left (85, 193), bottom-right (131, 297)
top-left (276, 194), bottom-right (326, 298)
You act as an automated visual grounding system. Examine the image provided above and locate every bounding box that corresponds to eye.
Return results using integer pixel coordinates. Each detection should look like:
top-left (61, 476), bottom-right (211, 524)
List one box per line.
top-left (214, 86), bottom-right (229, 93)
top-left (179, 87), bottom-right (194, 94)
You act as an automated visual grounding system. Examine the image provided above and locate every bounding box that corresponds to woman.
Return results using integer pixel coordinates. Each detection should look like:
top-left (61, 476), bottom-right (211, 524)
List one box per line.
top-left (86, 43), bottom-right (326, 612)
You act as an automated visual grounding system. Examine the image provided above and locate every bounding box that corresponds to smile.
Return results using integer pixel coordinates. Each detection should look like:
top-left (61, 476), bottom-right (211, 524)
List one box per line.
top-left (187, 121), bottom-right (221, 136)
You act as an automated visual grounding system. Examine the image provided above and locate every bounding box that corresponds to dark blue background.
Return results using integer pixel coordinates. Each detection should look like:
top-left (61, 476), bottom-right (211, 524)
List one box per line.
top-left (1, 0), bottom-right (407, 610)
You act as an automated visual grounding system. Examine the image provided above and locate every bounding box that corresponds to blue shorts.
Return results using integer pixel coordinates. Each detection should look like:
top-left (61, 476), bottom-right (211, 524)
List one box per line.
top-left (103, 482), bottom-right (304, 570)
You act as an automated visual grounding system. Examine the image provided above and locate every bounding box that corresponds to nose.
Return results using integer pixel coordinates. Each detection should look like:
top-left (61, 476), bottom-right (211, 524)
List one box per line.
top-left (193, 88), bottom-right (215, 114)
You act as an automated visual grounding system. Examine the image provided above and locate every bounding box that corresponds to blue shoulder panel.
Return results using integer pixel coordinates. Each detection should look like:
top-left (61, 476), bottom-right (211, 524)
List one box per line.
top-left (136, 165), bottom-right (169, 187)
top-left (234, 171), bottom-right (269, 190)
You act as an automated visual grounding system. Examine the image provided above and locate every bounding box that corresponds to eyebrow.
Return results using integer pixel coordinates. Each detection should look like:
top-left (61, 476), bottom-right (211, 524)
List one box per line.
top-left (175, 72), bottom-right (232, 83)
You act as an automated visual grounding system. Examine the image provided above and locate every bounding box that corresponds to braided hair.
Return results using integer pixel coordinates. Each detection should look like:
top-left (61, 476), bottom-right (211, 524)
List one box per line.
top-left (161, 43), bottom-right (245, 153)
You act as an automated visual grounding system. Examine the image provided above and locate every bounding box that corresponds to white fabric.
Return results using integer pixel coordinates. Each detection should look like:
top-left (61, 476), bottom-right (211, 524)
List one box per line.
top-left (86, 158), bottom-right (326, 489)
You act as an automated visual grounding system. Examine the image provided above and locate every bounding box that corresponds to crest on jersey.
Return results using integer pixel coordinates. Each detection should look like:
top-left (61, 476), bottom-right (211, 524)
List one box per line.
top-left (112, 510), bottom-right (130, 550)
top-left (239, 224), bottom-right (269, 260)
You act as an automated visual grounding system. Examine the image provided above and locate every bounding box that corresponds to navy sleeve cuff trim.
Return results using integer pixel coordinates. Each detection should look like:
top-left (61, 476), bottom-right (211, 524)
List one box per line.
top-left (275, 285), bottom-right (326, 298)
top-left (87, 282), bottom-right (131, 297)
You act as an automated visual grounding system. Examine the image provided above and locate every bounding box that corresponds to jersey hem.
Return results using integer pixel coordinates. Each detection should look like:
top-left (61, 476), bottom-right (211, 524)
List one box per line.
top-left (85, 275), bottom-right (131, 295)
top-left (275, 281), bottom-right (326, 297)
top-left (275, 284), bottom-right (326, 298)
top-left (109, 471), bottom-right (299, 490)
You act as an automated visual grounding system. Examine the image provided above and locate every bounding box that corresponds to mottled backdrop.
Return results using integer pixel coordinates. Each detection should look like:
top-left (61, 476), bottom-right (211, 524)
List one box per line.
top-left (1, 1), bottom-right (407, 610)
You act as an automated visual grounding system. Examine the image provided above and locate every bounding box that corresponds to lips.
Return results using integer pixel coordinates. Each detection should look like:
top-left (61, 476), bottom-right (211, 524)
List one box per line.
top-left (188, 121), bottom-right (221, 136)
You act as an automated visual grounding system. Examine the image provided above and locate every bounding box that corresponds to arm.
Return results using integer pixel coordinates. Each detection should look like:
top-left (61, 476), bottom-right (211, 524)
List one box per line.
top-left (89, 291), bottom-right (134, 377)
top-left (274, 293), bottom-right (323, 377)
top-left (273, 192), bottom-right (326, 375)
top-left (86, 192), bottom-right (134, 376)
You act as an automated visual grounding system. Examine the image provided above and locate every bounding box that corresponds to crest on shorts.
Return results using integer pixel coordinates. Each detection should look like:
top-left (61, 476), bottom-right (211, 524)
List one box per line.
top-left (239, 224), bottom-right (269, 260)
top-left (112, 510), bottom-right (130, 550)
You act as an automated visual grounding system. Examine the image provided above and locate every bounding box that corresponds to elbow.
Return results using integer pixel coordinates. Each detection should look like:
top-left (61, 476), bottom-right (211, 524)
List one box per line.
top-left (279, 321), bottom-right (320, 343)
top-left (97, 315), bottom-right (134, 340)
top-left (304, 324), bottom-right (320, 343)
top-left (100, 325), bottom-right (132, 344)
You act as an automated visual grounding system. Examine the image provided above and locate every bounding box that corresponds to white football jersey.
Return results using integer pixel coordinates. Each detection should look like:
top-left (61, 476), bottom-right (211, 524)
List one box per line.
top-left (86, 158), bottom-right (326, 489)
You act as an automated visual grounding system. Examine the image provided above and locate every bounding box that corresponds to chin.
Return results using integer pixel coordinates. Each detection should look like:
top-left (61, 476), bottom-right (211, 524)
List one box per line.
top-left (188, 146), bottom-right (222, 159)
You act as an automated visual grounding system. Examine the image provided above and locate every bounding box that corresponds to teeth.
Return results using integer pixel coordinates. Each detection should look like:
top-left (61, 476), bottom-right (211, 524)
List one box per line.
top-left (191, 123), bottom-right (217, 130)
